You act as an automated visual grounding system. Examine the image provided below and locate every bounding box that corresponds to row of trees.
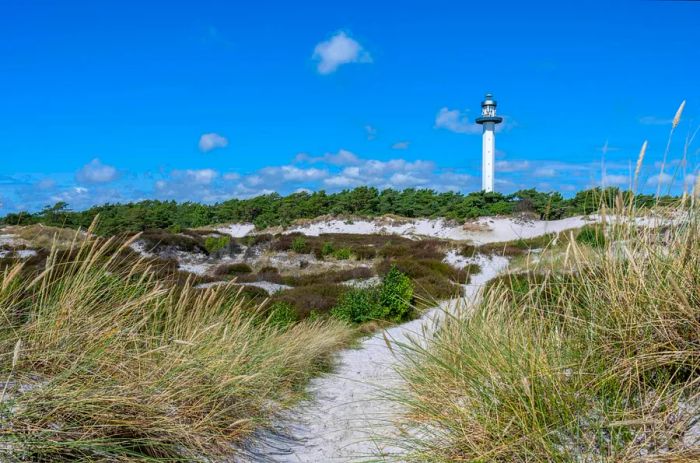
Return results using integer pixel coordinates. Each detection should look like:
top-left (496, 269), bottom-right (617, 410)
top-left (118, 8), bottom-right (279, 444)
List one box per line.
top-left (1, 187), bottom-right (677, 236)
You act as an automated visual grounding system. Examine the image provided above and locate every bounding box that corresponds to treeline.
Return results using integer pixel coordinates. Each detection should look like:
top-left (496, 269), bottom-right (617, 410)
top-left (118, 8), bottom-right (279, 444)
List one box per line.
top-left (1, 187), bottom-right (678, 236)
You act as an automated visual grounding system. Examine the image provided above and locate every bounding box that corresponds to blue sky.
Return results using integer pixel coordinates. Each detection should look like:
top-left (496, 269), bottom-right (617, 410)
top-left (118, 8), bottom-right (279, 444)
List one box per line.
top-left (1, 0), bottom-right (699, 213)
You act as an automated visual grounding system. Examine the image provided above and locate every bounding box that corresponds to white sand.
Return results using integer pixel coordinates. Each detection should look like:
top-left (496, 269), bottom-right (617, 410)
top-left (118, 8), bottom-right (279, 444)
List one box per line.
top-left (0, 234), bottom-right (18, 246)
top-left (341, 276), bottom-right (382, 289)
top-left (243, 281), bottom-right (292, 294)
top-left (217, 223), bottom-right (256, 238)
top-left (0, 249), bottom-right (37, 259)
top-left (239, 255), bottom-right (509, 462)
top-left (195, 280), bottom-right (291, 294)
top-left (443, 249), bottom-right (474, 269)
top-left (283, 215), bottom-right (596, 244)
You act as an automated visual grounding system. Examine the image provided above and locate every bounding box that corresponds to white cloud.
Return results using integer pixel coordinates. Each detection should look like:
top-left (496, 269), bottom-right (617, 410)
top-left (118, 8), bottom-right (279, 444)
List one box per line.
top-left (75, 159), bottom-right (119, 184)
top-left (198, 133), bottom-right (229, 152)
top-left (174, 169), bottom-right (219, 185)
top-left (603, 174), bottom-right (629, 185)
top-left (434, 107), bottom-right (482, 134)
top-left (259, 165), bottom-right (328, 182)
top-left (294, 149), bottom-right (361, 166)
top-left (365, 125), bottom-right (377, 140)
top-left (36, 178), bottom-right (56, 189)
top-left (495, 160), bottom-right (531, 172)
top-left (533, 167), bottom-right (556, 178)
top-left (342, 166), bottom-right (361, 177)
top-left (639, 116), bottom-right (672, 126)
top-left (392, 141), bottom-right (410, 150)
top-left (223, 172), bottom-right (241, 181)
top-left (646, 173), bottom-right (673, 186)
top-left (388, 173), bottom-right (426, 187)
top-left (324, 175), bottom-right (359, 188)
top-left (312, 31), bottom-right (371, 75)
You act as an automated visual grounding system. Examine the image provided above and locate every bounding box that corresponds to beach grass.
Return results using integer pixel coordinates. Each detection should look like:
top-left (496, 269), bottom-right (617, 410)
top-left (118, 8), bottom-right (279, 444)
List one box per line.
top-left (389, 196), bottom-right (700, 461)
top-left (0, 226), bottom-right (352, 461)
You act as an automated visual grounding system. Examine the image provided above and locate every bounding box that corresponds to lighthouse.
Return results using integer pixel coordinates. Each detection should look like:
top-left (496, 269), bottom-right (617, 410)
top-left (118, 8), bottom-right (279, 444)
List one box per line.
top-left (475, 93), bottom-right (503, 193)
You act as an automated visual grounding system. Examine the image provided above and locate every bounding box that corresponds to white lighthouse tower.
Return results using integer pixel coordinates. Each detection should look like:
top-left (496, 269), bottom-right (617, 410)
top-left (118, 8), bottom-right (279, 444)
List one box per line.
top-left (475, 93), bottom-right (503, 193)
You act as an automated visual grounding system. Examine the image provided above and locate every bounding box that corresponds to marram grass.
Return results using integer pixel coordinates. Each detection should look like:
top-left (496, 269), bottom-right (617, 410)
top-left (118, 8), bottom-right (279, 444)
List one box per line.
top-left (389, 205), bottom-right (700, 462)
top-left (0, 230), bottom-right (352, 461)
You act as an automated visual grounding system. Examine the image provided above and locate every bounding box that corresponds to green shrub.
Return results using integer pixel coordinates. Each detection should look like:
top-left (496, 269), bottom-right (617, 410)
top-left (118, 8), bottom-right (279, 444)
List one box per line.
top-left (291, 236), bottom-right (309, 254)
top-left (331, 288), bottom-right (380, 324)
top-left (266, 301), bottom-right (298, 329)
top-left (271, 283), bottom-right (346, 318)
top-left (204, 235), bottom-right (231, 254)
top-left (378, 265), bottom-right (414, 321)
top-left (214, 262), bottom-right (253, 276)
top-left (321, 242), bottom-right (335, 257)
top-left (332, 247), bottom-right (352, 260)
top-left (330, 266), bottom-right (413, 324)
top-left (576, 224), bottom-right (606, 248)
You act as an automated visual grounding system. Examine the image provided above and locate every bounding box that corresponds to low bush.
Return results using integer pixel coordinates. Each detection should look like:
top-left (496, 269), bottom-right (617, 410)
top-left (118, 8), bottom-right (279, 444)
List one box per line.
top-left (331, 266), bottom-right (414, 323)
top-left (377, 266), bottom-right (413, 321)
top-left (203, 234), bottom-right (231, 254)
top-left (291, 236), bottom-right (309, 254)
top-left (461, 233), bottom-right (560, 257)
top-left (331, 288), bottom-right (379, 324)
top-left (282, 267), bottom-right (373, 287)
top-left (332, 247), bottom-right (352, 260)
top-left (321, 242), bottom-right (335, 257)
top-left (376, 257), bottom-right (475, 303)
top-left (271, 283), bottom-right (346, 318)
top-left (140, 229), bottom-right (207, 254)
top-left (412, 274), bottom-right (462, 301)
top-left (264, 301), bottom-right (299, 329)
top-left (213, 262), bottom-right (253, 276)
top-left (240, 233), bottom-right (273, 247)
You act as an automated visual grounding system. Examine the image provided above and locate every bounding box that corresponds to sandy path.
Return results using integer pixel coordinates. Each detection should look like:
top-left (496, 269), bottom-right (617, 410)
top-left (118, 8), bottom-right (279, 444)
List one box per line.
top-left (237, 255), bottom-right (509, 462)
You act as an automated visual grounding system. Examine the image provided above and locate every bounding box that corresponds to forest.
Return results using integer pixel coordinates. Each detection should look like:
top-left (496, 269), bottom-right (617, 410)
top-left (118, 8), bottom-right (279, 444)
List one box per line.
top-left (0, 186), bottom-right (677, 235)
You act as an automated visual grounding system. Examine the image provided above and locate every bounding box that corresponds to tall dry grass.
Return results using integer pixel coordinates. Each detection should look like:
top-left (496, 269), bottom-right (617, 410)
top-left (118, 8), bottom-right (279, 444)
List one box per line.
top-left (389, 199), bottom-right (700, 461)
top-left (0, 228), bottom-right (352, 461)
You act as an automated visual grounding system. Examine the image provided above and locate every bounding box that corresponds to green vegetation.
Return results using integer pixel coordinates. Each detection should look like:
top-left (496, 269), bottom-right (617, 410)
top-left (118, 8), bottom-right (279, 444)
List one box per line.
top-left (377, 266), bottom-right (414, 321)
top-left (264, 301), bottom-right (299, 329)
top-left (272, 232), bottom-right (442, 261)
top-left (332, 266), bottom-right (414, 324)
top-left (376, 257), bottom-right (477, 301)
top-left (390, 207), bottom-right (700, 461)
top-left (0, 232), bottom-right (352, 461)
top-left (280, 267), bottom-right (373, 287)
top-left (321, 241), bottom-right (335, 257)
top-left (575, 223), bottom-right (606, 248)
top-left (1, 187), bottom-right (680, 236)
top-left (203, 234), bottom-right (231, 254)
top-left (270, 283), bottom-right (346, 318)
top-left (332, 247), bottom-right (352, 260)
top-left (213, 262), bottom-right (253, 276)
top-left (290, 235), bottom-right (309, 253)
top-left (331, 288), bottom-right (379, 324)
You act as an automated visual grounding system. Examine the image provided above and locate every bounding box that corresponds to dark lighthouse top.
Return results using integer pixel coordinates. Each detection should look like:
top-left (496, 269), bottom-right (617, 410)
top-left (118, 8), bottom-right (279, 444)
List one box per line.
top-left (475, 93), bottom-right (504, 124)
